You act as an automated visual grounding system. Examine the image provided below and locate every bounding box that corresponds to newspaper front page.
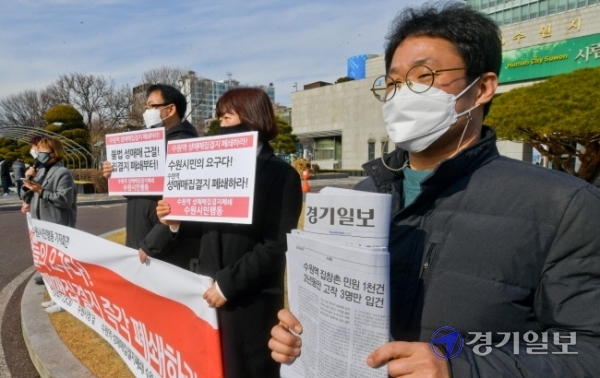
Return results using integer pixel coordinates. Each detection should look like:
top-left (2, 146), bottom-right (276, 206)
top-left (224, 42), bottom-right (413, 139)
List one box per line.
top-left (283, 234), bottom-right (390, 378)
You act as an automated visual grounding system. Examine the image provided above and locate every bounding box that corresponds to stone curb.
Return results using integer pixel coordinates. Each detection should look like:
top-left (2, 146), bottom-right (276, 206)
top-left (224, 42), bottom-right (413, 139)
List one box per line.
top-left (21, 276), bottom-right (94, 378)
top-left (21, 228), bottom-right (126, 378)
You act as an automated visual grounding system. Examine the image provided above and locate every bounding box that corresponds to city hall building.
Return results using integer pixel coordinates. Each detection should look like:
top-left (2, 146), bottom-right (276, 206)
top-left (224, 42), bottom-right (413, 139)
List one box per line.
top-left (291, 1), bottom-right (600, 171)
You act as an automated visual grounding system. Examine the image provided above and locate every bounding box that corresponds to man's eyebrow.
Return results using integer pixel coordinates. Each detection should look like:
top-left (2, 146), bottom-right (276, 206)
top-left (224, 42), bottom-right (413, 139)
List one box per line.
top-left (388, 57), bottom-right (438, 74)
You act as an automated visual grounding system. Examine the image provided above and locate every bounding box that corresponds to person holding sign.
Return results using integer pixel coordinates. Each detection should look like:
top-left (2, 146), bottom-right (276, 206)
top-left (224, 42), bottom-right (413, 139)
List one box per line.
top-left (103, 84), bottom-right (199, 269)
top-left (269, 3), bottom-right (600, 378)
top-left (157, 87), bottom-right (303, 378)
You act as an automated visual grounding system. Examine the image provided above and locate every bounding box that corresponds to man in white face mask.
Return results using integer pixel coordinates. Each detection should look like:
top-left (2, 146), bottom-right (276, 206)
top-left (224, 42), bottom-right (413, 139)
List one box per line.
top-left (270, 3), bottom-right (600, 377)
top-left (103, 84), bottom-right (199, 269)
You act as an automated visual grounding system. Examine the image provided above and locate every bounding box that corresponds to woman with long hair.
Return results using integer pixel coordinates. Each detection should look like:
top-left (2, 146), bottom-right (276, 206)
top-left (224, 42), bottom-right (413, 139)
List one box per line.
top-left (157, 87), bottom-right (303, 377)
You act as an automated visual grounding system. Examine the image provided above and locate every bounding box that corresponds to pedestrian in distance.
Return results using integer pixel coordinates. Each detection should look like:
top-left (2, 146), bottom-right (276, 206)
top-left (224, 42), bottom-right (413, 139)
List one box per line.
top-left (12, 157), bottom-right (26, 199)
top-left (0, 158), bottom-right (11, 196)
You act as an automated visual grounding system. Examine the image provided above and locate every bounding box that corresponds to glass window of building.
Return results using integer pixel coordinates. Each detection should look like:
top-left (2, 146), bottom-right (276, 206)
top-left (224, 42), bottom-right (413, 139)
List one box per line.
top-left (520, 5), bottom-right (529, 21)
top-left (558, 0), bottom-right (567, 12)
top-left (368, 142), bottom-right (375, 161)
top-left (548, 0), bottom-right (557, 14)
top-left (539, 0), bottom-right (548, 16)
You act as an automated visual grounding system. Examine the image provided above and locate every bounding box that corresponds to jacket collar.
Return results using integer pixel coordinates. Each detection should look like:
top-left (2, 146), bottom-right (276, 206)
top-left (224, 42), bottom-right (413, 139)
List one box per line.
top-left (165, 120), bottom-right (198, 138)
top-left (363, 126), bottom-right (500, 194)
top-left (257, 142), bottom-right (275, 171)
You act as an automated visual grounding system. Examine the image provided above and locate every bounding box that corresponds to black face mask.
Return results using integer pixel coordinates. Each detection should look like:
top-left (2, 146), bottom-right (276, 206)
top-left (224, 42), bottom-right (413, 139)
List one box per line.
top-left (219, 123), bottom-right (252, 135)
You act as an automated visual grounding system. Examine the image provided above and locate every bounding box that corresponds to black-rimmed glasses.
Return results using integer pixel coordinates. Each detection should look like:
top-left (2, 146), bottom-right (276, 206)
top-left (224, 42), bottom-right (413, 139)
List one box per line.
top-left (371, 65), bottom-right (466, 102)
top-left (146, 103), bottom-right (172, 109)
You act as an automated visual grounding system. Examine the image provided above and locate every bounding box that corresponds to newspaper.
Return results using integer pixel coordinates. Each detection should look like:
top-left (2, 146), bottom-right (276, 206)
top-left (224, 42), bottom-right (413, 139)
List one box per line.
top-left (282, 187), bottom-right (392, 378)
top-left (303, 187), bottom-right (391, 247)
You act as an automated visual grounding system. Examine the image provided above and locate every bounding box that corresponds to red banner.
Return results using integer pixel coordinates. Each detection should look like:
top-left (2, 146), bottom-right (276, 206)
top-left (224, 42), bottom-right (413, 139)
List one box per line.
top-left (29, 217), bottom-right (224, 378)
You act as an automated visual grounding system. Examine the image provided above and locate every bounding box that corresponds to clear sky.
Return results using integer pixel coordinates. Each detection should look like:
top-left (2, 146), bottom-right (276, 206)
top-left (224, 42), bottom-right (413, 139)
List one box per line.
top-left (0, 0), bottom-right (422, 106)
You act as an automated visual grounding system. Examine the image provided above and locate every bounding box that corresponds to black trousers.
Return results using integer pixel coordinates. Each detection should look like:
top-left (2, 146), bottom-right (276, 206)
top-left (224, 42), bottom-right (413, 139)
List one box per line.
top-left (125, 197), bottom-right (159, 249)
top-left (217, 292), bottom-right (283, 378)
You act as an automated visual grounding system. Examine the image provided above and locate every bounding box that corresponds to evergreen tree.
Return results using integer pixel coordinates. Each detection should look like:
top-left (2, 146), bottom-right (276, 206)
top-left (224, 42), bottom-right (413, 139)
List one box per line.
top-left (486, 67), bottom-right (600, 182)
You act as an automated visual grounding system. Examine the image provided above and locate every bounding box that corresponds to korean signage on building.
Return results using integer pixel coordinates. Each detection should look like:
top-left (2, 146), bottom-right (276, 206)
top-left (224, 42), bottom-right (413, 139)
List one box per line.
top-left (500, 32), bottom-right (600, 83)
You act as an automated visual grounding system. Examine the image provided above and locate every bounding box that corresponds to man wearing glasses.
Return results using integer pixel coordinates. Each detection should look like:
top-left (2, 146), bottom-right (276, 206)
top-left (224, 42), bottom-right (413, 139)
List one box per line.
top-left (103, 84), bottom-right (199, 268)
top-left (270, 2), bottom-right (600, 377)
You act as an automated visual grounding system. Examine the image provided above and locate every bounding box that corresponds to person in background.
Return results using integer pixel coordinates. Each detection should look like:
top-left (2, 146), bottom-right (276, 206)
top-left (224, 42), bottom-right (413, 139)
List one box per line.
top-left (22, 137), bottom-right (77, 313)
top-left (0, 158), bottom-right (11, 196)
top-left (12, 157), bottom-right (25, 199)
top-left (103, 84), bottom-right (199, 269)
top-left (269, 2), bottom-right (600, 377)
top-left (156, 87), bottom-right (303, 378)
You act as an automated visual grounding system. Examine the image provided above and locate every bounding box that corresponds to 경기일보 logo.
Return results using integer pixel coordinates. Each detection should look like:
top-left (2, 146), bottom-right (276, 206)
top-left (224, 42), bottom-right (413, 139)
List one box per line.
top-left (430, 326), bottom-right (464, 359)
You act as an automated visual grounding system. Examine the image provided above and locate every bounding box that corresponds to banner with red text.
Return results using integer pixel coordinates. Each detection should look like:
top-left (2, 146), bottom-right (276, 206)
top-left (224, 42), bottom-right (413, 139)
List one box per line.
top-left (162, 132), bottom-right (258, 224)
top-left (106, 128), bottom-right (166, 195)
top-left (28, 216), bottom-right (223, 378)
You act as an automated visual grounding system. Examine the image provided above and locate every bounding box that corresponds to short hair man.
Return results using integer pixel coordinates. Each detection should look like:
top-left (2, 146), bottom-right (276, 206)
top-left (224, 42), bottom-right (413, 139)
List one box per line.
top-left (103, 84), bottom-right (199, 268)
top-left (269, 3), bottom-right (600, 377)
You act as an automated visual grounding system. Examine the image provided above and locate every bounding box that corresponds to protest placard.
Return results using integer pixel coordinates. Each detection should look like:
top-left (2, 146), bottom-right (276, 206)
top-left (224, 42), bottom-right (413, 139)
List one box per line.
top-left (106, 128), bottom-right (166, 196)
top-left (28, 216), bottom-right (223, 378)
top-left (162, 132), bottom-right (258, 224)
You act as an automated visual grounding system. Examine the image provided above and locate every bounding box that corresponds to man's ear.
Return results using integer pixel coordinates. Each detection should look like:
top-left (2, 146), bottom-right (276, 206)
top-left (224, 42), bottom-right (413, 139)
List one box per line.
top-left (475, 72), bottom-right (498, 107)
top-left (167, 104), bottom-right (179, 119)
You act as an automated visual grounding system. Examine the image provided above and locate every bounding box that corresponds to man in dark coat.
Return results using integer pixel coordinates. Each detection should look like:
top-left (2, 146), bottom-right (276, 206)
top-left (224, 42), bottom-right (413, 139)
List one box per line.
top-left (103, 84), bottom-right (199, 269)
top-left (12, 157), bottom-right (26, 199)
top-left (269, 3), bottom-right (600, 377)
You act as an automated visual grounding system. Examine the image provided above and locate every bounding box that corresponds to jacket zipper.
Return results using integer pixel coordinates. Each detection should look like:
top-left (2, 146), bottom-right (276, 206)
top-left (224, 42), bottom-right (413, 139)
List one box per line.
top-left (408, 242), bottom-right (440, 329)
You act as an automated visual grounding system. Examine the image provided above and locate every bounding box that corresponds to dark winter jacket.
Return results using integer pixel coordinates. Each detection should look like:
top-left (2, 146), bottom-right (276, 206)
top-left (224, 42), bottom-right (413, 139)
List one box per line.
top-left (12, 160), bottom-right (25, 179)
top-left (126, 120), bottom-right (198, 256)
top-left (174, 142), bottom-right (302, 377)
top-left (0, 160), bottom-right (10, 184)
top-left (356, 126), bottom-right (600, 377)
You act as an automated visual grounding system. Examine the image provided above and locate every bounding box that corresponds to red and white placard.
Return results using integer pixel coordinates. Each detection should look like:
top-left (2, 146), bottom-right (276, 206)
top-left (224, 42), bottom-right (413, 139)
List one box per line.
top-left (162, 132), bottom-right (258, 224)
top-left (106, 129), bottom-right (166, 195)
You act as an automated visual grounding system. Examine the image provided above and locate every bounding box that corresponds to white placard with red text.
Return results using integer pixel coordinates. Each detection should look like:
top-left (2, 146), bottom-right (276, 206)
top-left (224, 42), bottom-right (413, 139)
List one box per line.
top-left (162, 132), bottom-right (257, 224)
top-left (28, 216), bottom-right (223, 378)
top-left (106, 129), bottom-right (166, 195)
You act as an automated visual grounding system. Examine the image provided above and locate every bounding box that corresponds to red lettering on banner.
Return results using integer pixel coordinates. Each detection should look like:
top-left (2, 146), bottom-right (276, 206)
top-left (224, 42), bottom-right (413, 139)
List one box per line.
top-left (34, 241), bottom-right (222, 377)
top-left (108, 176), bottom-right (165, 193)
top-left (106, 130), bottom-right (164, 145)
top-left (168, 135), bottom-right (255, 154)
top-left (163, 196), bottom-right (250, 218)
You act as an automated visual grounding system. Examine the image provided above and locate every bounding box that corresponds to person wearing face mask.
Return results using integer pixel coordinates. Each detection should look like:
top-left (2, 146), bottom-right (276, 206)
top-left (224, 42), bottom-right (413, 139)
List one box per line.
top-left (155, 87), bottom-right (303, 378)
top-left (22, 137), bottom-right (77, 313)
top-left (269, 3), bottom-right (600, 377)
top-left (103, 84), bottom-right (199, 269)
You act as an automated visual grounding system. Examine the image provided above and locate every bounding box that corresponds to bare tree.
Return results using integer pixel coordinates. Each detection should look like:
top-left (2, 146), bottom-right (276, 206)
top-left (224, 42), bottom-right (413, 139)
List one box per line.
top-left (137, 67), bottom-right (212, 131)
top-left (142, 66), bottom-right (187, 87)
top-left (0, 89), bottom-right (57, 128)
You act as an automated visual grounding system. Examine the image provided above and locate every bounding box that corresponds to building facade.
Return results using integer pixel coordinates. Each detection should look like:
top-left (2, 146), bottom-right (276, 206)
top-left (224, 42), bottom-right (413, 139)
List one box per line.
top-left (178, 72), bottom-right (276, 129)
top-left (291, 2), bottom-right (600, 170)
